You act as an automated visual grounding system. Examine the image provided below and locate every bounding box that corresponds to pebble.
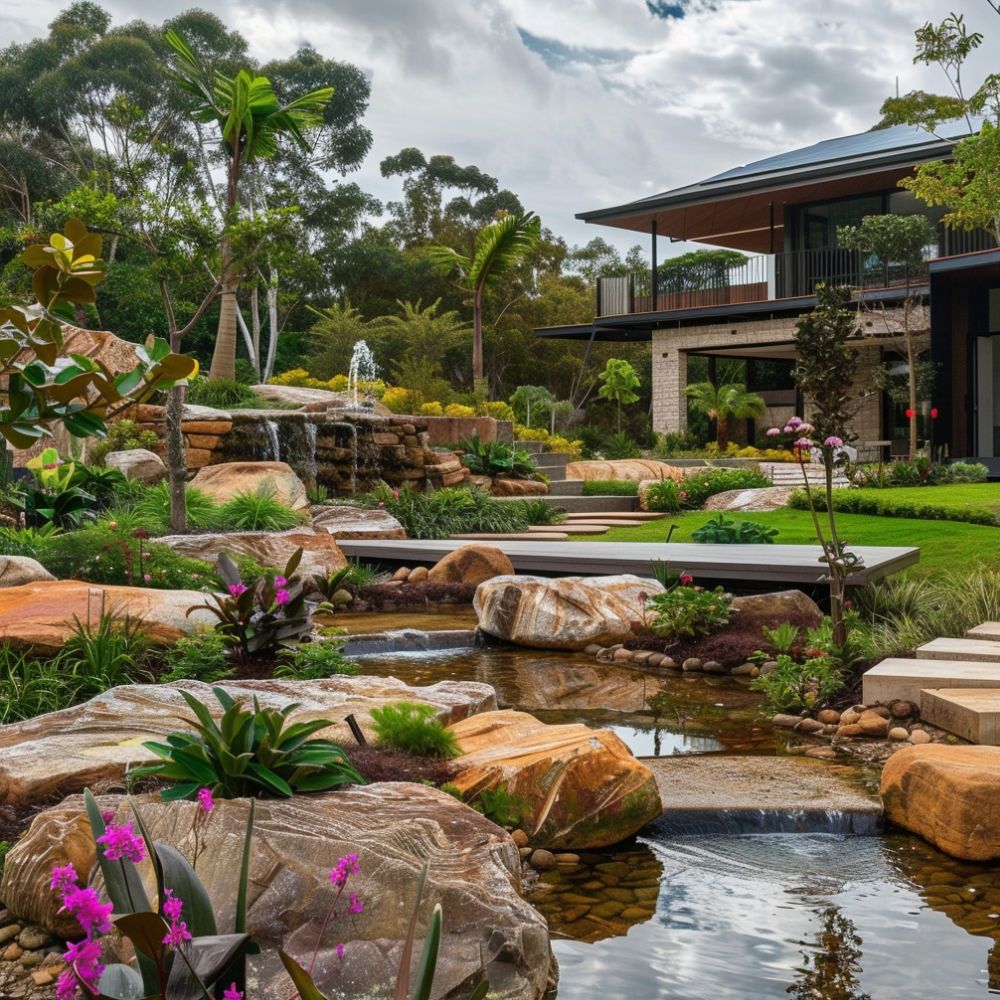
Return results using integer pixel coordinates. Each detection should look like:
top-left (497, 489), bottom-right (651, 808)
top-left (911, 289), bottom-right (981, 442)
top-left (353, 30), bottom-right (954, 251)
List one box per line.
top-left (889, 726), bottom-right (910, 741)
top-left (16, 930), bottom-right (51, 952)
top-left (391, 566), bottom-right (410, 582)
top-left (731, 663), bottom-right (756, 676)
top-left (759, 661), bottom-right (779, 676)
top-left (794, 718), bottom-right (825, 734)
top-left (909, 728), bottom-right (932, 745)
top-left (518, 846), bottom-right (532, 860)
top-left (583, 644), bottom-right (602, 656)
top-left (511, 829), bottom-right (529, 848)
top-left (857, 710), bottom-right (890, 737)
top-left (630, 650), bottom-right (653, 664)
top-left (702, 660), bottom-right (725, 674)
top-left (595, 649), bottom-right (613, 662)
top-left (30, 970), bottom-right (55, 987)
top-left (0, 927), bottom-right (21, 946)
top-left (613, 648), bottom-right (634, 663)
top-left (19, 951), bottom-right (43, 969)
top-left (868, 704), bottom-right (892, 720)
top-left (658, 656), bottom-right (677, 670)
top-left (407, 566), bottom-right (429, 583)
top-left (646, 653), bottom-right (665, 667)
top-left (531, 849), bottom-right (557, 871)
top-left (817, 709), bottom-right (842, 725)
top-left (681, 657), bottom-right (702, 672)
top-left (2, 944), bottom-right (22, 961)
top-left (839, 708), bottom-right (861, 726)
top-left (836, 723), bottom-right (864, 738)
top-left (805, 747), bottom-right (839, 760)
top-left (555, 853), bottom-right (581, 866)
top-left (890, 700), bottom-right (915, 719)
top-left (771, 714), bottom-right (802, 729)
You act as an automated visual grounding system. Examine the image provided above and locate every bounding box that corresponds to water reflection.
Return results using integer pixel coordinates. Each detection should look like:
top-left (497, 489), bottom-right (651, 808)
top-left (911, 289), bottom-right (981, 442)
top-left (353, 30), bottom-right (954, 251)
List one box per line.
top-left (787, 907), bottom-right (872, 1000)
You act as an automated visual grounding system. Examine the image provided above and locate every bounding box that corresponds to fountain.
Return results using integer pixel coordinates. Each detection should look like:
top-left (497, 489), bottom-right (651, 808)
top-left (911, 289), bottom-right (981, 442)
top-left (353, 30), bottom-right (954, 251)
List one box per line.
top-left (346, 340), bottom-right (379, 410)
top-left (264, 420), bottom-right (281, 462)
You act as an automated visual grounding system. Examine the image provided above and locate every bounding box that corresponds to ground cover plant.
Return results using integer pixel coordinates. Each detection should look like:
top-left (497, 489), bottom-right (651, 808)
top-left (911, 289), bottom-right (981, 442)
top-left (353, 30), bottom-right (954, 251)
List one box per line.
top-left (370, 702), bottom-right (460, 758)
top-left (459, 435), bottom-right (539, 480)
top-left (679, 467), bottom-right (771, 508)
top-left (789, 487), bottom-right (997, 526)
top-left (691, 513), bottom-right (778, 543)
top-left (642, 571), bottom-right (733, 641)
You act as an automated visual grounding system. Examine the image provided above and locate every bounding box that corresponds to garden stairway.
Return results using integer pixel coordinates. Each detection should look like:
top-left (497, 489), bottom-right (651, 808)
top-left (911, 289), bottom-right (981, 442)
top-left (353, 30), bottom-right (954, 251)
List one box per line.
top-left (515, 441), bottom-right (584, 497)
top-left (760, 462), bottom-right (850, 488)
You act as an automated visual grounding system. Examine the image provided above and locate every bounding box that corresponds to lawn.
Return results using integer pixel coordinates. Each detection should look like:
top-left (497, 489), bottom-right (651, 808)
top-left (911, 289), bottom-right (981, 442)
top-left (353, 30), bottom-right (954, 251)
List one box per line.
top-left (575, 508), bottom-right (1000, 577)
top-left (848, 483), bottom-right (1000, 517)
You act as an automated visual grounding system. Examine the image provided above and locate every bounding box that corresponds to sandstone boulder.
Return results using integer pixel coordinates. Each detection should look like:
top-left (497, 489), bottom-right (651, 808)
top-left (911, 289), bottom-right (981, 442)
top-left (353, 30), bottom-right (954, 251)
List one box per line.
top-left (251, 383), bottom-right (347, 408)
top-left (703, 486), bottom-right (794, 513)
top-left (310, 504), bottom-right (406, 539)
top-left (730, 589), bottom-right (822, 623)
top-left (191, 461), bottom-right (308, 511)
top-left (102, 448), bottom-right (166, 484)
top-left (2, 786), bottom-right (552, 997)
top-left (0, 557), bottom-right (54, 588)
top-left (565, 459), bottom-right (684, 483)
top-left (881, 745), bottom-right (1000, 860)
top-left (490, 477), bottom-right (547, 497)
top-left (0, 676), bottom-right (496, 807)
top-left (474, 574), bottom-right (663, 650)
top-left (449, 710), bottom-right (661, 849)
top-left (428, 545), bottom-right (514, 585)
top-left (0, 580), bottom-right (216, 651)
top-left (157, 528), bottom-right (346, 578)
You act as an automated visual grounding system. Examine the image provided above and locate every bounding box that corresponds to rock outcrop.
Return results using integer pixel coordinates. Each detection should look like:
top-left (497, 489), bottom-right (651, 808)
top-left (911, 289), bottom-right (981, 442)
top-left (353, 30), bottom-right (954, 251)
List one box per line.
top-left (428, 545), bottom-right (515, 585)
top-left (474, 574), bottom-right (662, 650)
top-left (449, 710), bottom-right (662, 849)
top-left (702, 486), bottom-right (794, 513)
top-left (2, 786), bottom-right (553, 997)
top-left (0, 557), bottom-right (54, 588)
top-left (881, 745), bottom-right (1000, 860)
top-left (489, 478), bottom-right (548, 497)
top-left (0, 676), bottom-right (496, 806)
top-left (565, 459), bottom-right (684, 483)
top-left (191, 461), bottom-right (309, 511)
top-left (102, 448), bottom-right (166, 484)
top-left (310, 504), bottom-right (406, 539)
top-left (730, 589), bottom-right (822, 623)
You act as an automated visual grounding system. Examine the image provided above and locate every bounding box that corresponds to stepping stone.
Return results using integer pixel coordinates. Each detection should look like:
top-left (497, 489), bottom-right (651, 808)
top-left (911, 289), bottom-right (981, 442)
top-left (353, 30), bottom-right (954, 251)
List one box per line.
top-left (917, 637), bottom-right (1000, 662)
top-left (448, 532), bottom-right (568, 541)
top-left (564, 512), bottom-right (666, 521)
top-left (543, 524), bottom-right (607, 535)
top-left (920, 688), bottom-right (1000, 745)
top-left (566, 519), bottom-right (644, 529)
top-left (864, 658), bottom-right (1000, 705)
top-left (967, 623), bottom-right (1000, 641)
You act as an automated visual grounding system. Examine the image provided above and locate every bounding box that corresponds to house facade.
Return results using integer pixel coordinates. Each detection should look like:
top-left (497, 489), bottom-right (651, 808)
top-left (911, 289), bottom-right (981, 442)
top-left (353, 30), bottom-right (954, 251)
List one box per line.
top-left (540, 121), bottom-right (1000, 462)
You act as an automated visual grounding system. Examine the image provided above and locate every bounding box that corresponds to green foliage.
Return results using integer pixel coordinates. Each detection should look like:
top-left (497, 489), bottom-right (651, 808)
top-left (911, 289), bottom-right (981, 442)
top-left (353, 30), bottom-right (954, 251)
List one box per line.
top-left (750, 653), bottom-right (848, 713)
top-left (599, 430), bottom-right (641, 459)
top-left (685, 382), bottom-right (766, 449)
top-left (274, 640), bottom-right (358, 680)
top-left (509, 384), bottom-right (555, 428)
top-left (941, 461), bottom-right (990, 483)
top-left (850, 459), bottom-right (988, 487)
top-left (582, 479), bottom-right (639, 496)
top-left (644, 577), bottom-right (733, 641)
top-left (788, 489), bottom-right (996, 526)
top-left (90, 419), bottom-right (160, 465)
top-left (311, 562), bottom-right (380, 602)
top-left (0, 644), bottom-right (68, 724)
top-left (679, 467), bottom-right (771, 508)
top-left (70, 464), bottom-right (128, 509)
top-left (61, 609), bottom-right (153, 688)
top-left (133, 483), bottom-right (222, 533)
top-left (515, 498), bottom-right (566, 526)
top-left (161, 629), bottom-right (234, 684)
top-left (185, 377), bottom-right (264, 409)
top-left (370, 701), bottom-right (460, 758)
top-left (597, 358), bottom-right (641, 434)
top-left (459, 435), bottom-right (538, 480)
top-left (651, 430), bottom-right (703, 457)
top-left (136, 686), bottom-right (364, 800)
top-left (473, 785), bottom-right (529, 828)
top-left (642, 478), bottom-right (682, 513)
top-left (218, 485), bottom-right (303, 531)
top-left (761, 621), bottom-right (801, 656)
top-left (0, 841), bottom-right (10, 876)
top-left (691, 513), bottom-right (779, 543)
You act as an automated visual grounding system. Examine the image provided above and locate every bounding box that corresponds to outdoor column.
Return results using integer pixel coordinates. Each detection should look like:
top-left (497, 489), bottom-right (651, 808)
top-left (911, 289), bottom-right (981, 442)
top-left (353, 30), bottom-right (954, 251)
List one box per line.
top-left (652, 337), bottom-right (686, 435)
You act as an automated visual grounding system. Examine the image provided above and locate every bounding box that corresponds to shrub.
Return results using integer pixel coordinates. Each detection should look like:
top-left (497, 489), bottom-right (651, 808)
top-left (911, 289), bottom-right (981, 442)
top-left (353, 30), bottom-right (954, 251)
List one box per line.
top-left (0, 645), bottom-right (68, 723)
top-left (274, 640), bottom-right (358, 679)
top-left (419, 400), bottom-right (444, 416)
top-left (185, 377), bottom-right (263, 409)
top-left (460, 435), bottom-right (538, 480)
top-left (600, 431), bottom-right (641, 459)
top-left (788, 489), bottom-right (996, 526)
top-left (370, 701), bottom-right (460, 758)
top-left (71, 465), bottom-right (128, 509)
top-left (161, 629), bottom-right (234, 684)
top-left (133, 483), bottom-right (222, 533)
top-left (680, 467), bottom-right (770, 508)
top-left (641, 478), bottom-right (681, 513)
top-left (644, 575), bottom-right (733, 640)
top-left (60, 610), bottom-right (154, 692)
top-left (473, 785), bottom-right (529, 827)
top-left (135, 686), bottom-right (364, 799)
top-left (582, 479), bottom-right (639, 496)
top-left (481, 400), bottom-right (516, 421)
top-left (444, 403), bottom-right (476, 417)
top-left (218, 485), bottom-right (303, 531)
top-left (90, 419), bottom-right (160, 465)
top-left (750, 653), bottom-right (847, 713)
top-left (513, 498), bottom-right (566, 526)
top-left (513, 424), bottom-right (584, 460)
top-left (691, 513), bottom-right (779, 543)
top-left (942, 461), bottom-right (989, 483)
top-left (380, 385), bottom-right (418, 412)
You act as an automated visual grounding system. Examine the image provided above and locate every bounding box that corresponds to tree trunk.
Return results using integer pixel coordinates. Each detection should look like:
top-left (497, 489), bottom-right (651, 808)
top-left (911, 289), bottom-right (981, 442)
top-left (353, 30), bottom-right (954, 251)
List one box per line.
top-left (165, 382), bottom-right (187, 532)
top-left (716, 415), bottom-right (729, 450)
top-left (472, 286), bottom-right (484, 383)
top-left (264, 277), bottom-right (279, 382)
top-left (209, 276), bottom-right (239, 381)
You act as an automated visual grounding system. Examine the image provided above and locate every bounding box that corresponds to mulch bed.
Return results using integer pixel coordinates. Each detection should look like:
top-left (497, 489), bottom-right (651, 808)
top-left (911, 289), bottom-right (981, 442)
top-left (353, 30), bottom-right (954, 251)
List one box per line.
top-left (624, 607), bottom-right (823, 668)
top-left (356, 581), bottom-right (476, 610)
top-left (344, 745), bottom-right (457, 786)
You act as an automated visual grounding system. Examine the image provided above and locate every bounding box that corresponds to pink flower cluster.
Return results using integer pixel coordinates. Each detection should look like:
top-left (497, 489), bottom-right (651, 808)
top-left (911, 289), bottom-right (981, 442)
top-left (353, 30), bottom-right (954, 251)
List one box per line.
top-left (275, 589), bottom-right (290, 606)
top-left (197, 787), bottom-right (215, 812)
top-left (324, 853), bottom-right (364, 964)
top-left (50, 863), bottom-right (110, 1000)
top-left (161, 889), bottom-right (193, 948)
top-left (223, 985), bottom-right (244, 1000)
top-left (329, 853), bottom-right (361, 888)
top-left (228, 582), bottom-right (248, 598)
top-left (96, 821), bottom-right (146, 864)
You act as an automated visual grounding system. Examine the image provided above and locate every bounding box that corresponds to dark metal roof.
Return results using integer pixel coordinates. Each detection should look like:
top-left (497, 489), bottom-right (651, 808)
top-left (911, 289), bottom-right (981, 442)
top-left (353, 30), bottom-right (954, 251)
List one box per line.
top-left (578, 120), bottom-right (977, 225)
top-left (928, 247), bottom-right (1000, 275)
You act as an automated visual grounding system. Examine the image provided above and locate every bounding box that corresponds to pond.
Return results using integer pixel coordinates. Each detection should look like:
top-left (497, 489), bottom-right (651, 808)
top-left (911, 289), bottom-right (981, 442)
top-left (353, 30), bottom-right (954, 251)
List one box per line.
top-left (351, 642), bottom-right (1000, 998)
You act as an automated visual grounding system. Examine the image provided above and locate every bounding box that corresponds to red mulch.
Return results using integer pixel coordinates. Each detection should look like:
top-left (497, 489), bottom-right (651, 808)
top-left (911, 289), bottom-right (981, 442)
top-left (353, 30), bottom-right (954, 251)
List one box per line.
top-left (356, 581), bottom-right (476, 610)
top-left (344, 745), bottom-right (457, 785)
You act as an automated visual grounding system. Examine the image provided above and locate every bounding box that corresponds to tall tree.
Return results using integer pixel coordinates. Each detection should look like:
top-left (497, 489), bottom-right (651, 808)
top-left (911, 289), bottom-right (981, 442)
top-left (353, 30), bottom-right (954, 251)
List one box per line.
top-left (598, 358), bottom-right (641, 435)
top-left (165, 29), bottom-right (333, 380)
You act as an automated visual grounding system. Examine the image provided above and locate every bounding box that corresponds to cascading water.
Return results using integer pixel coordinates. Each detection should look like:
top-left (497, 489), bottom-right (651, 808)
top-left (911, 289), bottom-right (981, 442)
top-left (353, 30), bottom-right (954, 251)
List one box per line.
top-left (303, 421), bottom-right (318, 488)
top-left (346, 340), bottom-right (379, 410)
top-left (264, 420), bottom-right (281, 462)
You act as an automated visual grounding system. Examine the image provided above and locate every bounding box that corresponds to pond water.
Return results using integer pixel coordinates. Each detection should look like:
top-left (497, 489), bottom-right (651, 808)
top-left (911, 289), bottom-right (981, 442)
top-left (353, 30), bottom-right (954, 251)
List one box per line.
top-left (351, 642), bottom-right (1000, 998)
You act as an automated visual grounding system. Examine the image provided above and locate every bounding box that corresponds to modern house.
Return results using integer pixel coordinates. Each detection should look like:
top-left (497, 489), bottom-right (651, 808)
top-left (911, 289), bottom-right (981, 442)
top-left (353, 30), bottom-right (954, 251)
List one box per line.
top-left (540, 121), bottom-right (1000, 462)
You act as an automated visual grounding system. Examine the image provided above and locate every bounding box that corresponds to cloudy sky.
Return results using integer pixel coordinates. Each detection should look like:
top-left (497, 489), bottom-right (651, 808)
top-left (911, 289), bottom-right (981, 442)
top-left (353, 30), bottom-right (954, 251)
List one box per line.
top-left (3, 0), bottom-right (996, 256)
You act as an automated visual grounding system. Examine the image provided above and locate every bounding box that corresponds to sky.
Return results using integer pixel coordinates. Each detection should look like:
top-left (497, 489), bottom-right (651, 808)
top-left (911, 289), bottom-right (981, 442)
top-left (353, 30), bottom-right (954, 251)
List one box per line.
top-left (3, 0), bottom-right (997, 258)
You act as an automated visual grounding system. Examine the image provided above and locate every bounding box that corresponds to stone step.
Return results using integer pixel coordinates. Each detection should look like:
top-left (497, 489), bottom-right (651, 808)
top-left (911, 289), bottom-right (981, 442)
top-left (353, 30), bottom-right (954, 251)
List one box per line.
top-left (449, 531), bottom-right (568, 541)
top-left (497, 495), bottom-right (637, 513)
top-left (917, 637), bottom-right (1000, 662)
top-left (967, 622), bottom-right (1000, 641)
top-left (920, 688), bottom-right (1000, 745)
top-left (514, 440), bottom-right (545, 454)
top-left (532, 453), bottom-right (569, 469)
top-left (547, 479), bottom-right (584, 496)
top-left (543, 524), bottom-right (607, 535)
top-left (564, 511), bottom-right (666, 521)
top-left (863, 658), bottom-right (1000, 705)
top-left (567, 519), bottom-right (644, 530)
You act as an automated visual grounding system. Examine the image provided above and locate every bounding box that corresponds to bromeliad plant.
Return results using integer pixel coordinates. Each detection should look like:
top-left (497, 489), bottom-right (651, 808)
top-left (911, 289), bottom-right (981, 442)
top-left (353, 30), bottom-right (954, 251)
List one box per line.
top-left (133, 687), bottom-right (364, 800)
top-left (190, 548), bottom-right (311, 657)
top-left (642, 570), bottom-right (734, 641)
top-left (459, 435), bottom-right (539, 480)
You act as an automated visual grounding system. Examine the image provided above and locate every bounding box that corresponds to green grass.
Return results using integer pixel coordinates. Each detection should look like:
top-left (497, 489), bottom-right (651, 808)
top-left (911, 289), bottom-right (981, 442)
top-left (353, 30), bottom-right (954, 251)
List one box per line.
top-left (848, 483), bottom-right (1000, 516)
top-left (576, 508), bottom-right (1000, 577)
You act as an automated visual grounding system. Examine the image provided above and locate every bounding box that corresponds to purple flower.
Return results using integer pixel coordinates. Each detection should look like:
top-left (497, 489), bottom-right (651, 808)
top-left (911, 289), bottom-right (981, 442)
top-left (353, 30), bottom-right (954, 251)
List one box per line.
top-left (223, 986), bottom-right (244, 1000)
top-left (793, 437), bottom-right (814, 450)
top-left (228, 582), bottom-right (248, 598)
top-left (765, 427), bottom-right (781, 437)
top-left (348, 890), bottom-right (364, 914)
top-left (50, 863), bottom-right (78, 894)
top-left (196, 787), bottom-right (214, 813)
top-left (274, 589), bottom-right (290, 606)
top-left (60, 886), bottom-right (113, 937)
top-left (96, 820), bottom-right (146, 864)
top-left (329, 853), bottom-right (361, 888)
top-left (274, 576), bottom-right (287, 587)
top-left (161, 889), bottom-right (192, 948)
top-left (785, 416), bottom-right (803, 430)
top-left (824, 436), bottom-right (844, 448)
top-left (336, 943), bottom-right (346, 959)
top-left (100, 809), bottom-right (116, 824)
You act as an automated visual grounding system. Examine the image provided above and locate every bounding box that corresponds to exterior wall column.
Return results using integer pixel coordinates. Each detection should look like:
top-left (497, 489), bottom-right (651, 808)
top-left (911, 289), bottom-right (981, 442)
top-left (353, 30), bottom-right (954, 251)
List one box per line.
top-left (652, 333), bottom-right (687, 435)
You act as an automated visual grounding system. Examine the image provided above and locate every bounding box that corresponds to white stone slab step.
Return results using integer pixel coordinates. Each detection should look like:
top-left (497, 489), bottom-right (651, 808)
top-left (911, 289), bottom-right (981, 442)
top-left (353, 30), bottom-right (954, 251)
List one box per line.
top-left (564, 511), bottom-right (667, 521)
top-left (864, 658), bottom-right (1000, 705)
top-left (448, 532), bottom-right (568, 541)
top-left (567, 519), bottom-right (644, 530)
top-left (533, 524), bottom-right (607, 535)
top-left (920, 688), bottom-right (1000, 745)
top-left (917, 637), bottom-right (1000, 662)
top-left (967, 622), bottom-right (1000, 641)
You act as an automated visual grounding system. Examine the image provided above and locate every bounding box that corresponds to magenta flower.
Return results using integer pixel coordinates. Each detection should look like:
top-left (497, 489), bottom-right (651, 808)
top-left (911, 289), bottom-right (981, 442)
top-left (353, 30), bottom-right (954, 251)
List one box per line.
top-left (50, 863), bottom-right (79, 894)
top-left (765, 427), bottom-right (781, 437)
top-left (161, 889), bottom-right (192, 948)
top-left (824, 436), bottom-right (844, 448)
top-left (100, 809), bottom-right (116, 824)
top-left (60, 886), bottom-right (113, 937)
top-left (348, 890), bottom-right (364, 914)
top-left (336, 943), bottom-right (346, 959)
top-left (329, 853), bottom-right (361, 888)
top-left (228, 582), bottom-right (248, 598)
top-left (55, 969), bottom-right (78, 1000)
top-left (223, 986), bottom-right (244, 1000)
top-left (274, 576), bottom-right (287, 588)
top-left (62, 936), bottom-right (104, 995)
top-left (274, 588), bottom-right (290, 606)
top-left (679, 573), bottom-right (694, 586)
top-left (97, 820), bottom-right (146, 864)
top-left (196, 787), bottom-right (215, 812)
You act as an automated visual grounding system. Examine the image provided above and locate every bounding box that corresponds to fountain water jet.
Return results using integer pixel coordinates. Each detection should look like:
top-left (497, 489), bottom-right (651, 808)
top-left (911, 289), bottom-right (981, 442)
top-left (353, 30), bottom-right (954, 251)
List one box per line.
top-left (346, 340), bottom-right (379, 410)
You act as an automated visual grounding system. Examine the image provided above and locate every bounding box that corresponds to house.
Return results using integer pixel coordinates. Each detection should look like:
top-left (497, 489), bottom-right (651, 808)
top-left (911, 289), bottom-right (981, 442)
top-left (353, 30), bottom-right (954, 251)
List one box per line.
top-left (539, 121), bottom-right (1000, 463)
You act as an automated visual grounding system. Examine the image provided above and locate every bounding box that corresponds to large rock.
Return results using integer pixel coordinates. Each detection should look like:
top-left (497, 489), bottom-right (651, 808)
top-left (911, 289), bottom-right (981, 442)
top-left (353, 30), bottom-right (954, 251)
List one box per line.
top-left (157, 527), bottom-right (346, 578)
top-left (311, 504), bottom-right (406, 539)
top-left (703, 486), bottom-right (794, 512)
top-left (449, 710), bottom-right (661, 849)
top-left (0, 580), bottom-right (216, 651)
top-left (0, 556), bottom-right (54, 587)
top-left (191, 461), bottom-right (308, 511)
top-left (881, 745), bottom-right (1000, 861)
top-left (252, 383), bottom-right (347, 408)
top-left (474, 574), bottom-right (662, 650)
top-left (428, 545), bottom-right (514, 585)
top-left (3, 786), bottom-right (552, 997)
top-left (490, 477), bottom-right (547, 497)
top-left (565, 459), bottom-right (684, 483)
top-left (730, 589), bottom-right (822, 623)
top-left (0, 676), bottom-right (496, 807)
top-left (103, 448), bottom-right (166, 484)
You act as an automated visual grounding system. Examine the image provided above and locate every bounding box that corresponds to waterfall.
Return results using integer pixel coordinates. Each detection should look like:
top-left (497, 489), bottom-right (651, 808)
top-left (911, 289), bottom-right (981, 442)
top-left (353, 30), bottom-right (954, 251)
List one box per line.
top-left (346, 340), bottom-right (379, 410)
top-left (304, 421), bottom-right (318, 488)
top-left (651, 807), bottom-right (882, 837)
top-left (265, 420), bottom-right (281, 462)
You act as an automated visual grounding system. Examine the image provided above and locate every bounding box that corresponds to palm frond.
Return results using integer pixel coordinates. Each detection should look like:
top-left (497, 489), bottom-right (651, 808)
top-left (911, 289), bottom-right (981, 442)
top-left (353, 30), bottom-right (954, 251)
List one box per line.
top-left (424, 244), bottom-right (472, 279)
top-left (468, 212), bottom-right (541, 290)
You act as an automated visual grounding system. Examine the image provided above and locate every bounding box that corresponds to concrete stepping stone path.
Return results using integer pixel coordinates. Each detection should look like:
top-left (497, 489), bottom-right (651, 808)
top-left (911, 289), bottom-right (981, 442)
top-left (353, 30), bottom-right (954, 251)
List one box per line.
top-left (920, 689), bottom-right (1000, 746)
top-left (863, 658), bottom-right (1000, 705)
top-left (917, 637), bottom-right (1000, 662)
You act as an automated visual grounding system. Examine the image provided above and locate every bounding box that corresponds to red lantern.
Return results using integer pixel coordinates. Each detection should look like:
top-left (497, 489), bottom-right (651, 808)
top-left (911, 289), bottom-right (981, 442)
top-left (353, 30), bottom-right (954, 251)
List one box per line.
top-left (905, 408), bottom-right (915, 419)
top-left (930, 407), bottom-right (939, 419)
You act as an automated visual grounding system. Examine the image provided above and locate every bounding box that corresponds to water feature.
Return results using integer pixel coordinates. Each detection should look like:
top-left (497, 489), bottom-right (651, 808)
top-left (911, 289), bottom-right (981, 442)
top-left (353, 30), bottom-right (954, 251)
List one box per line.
top-left (346, 340), bottom-right (378, 410)
top-left (264, 419), bottom-right (280, 462)
top-left (328, 421), bottom-right (359, 494)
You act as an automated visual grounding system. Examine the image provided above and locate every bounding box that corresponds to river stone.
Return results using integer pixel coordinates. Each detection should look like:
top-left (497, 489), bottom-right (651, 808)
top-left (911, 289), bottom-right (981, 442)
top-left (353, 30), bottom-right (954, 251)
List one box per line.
top-left (564, 459), bottom-right (684, 483)
top-left (448, 710), bottom-right (662, 849)
top-left (474, 574), bottom-right (663, 650)
top-left (2, 787), bottom-right (552, 997)
top-left (156, 527), bottom-right (346, 578)
top-left (0, 676), bottom-right (496, 807)
top-left (191, 460), bottom-right (308, 511)
top-left (0, 580), bottom-right (216, 651)
top-left (881, 745), bottom-right (1000, 861)
top-left (0, 557), bottom-right (54, 588)
top-left (702, 486), bottom-right (794, 513)
top-left (310, 504), bottom-right (406, 539)
top-left (102, 448), bottom-right (166, 484)
top-left (730, 589), bottom-right (822, 622)
top-left (428, 546), bottom-right (515, 586)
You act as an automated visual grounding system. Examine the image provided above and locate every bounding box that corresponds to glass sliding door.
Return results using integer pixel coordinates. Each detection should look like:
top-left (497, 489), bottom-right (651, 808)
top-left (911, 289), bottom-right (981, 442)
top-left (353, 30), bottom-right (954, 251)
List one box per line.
top-left (976, 335), bottom-right (1000, 457)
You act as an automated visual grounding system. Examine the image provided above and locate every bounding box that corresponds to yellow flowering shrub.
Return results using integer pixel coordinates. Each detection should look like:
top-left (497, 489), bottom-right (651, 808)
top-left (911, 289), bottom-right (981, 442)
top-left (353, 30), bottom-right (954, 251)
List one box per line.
top-left (480, 400), bottom-right (516, 421)
top-left (513, 424), bottom-right (583, 460)
top-left (443, 403), bottom-right (476, 417)
top-left (419, 401), bottom-right (444, 416)
top-left (380, 386), bottom-right (417, 413)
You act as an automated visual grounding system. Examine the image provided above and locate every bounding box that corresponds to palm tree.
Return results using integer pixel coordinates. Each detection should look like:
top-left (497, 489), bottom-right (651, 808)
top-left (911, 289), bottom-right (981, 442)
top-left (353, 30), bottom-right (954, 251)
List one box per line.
top-left (685, 382), bottom-right (767, 449)
top-left (166, 31), bottom-right (333, 381)
top-left (425, 211), bottom-right (541, 385)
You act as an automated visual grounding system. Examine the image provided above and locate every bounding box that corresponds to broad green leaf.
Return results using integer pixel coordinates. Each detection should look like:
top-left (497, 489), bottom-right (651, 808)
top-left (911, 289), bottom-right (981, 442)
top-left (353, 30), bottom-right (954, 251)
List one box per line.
top-left (156, 843), bottom-right (217, 937)
top-left (278, 951), bottom-right (328, 1000)
top-left (115, 912), bottom-right (167, 966)
top-left (165, 934), bottom-right (251, 1000)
